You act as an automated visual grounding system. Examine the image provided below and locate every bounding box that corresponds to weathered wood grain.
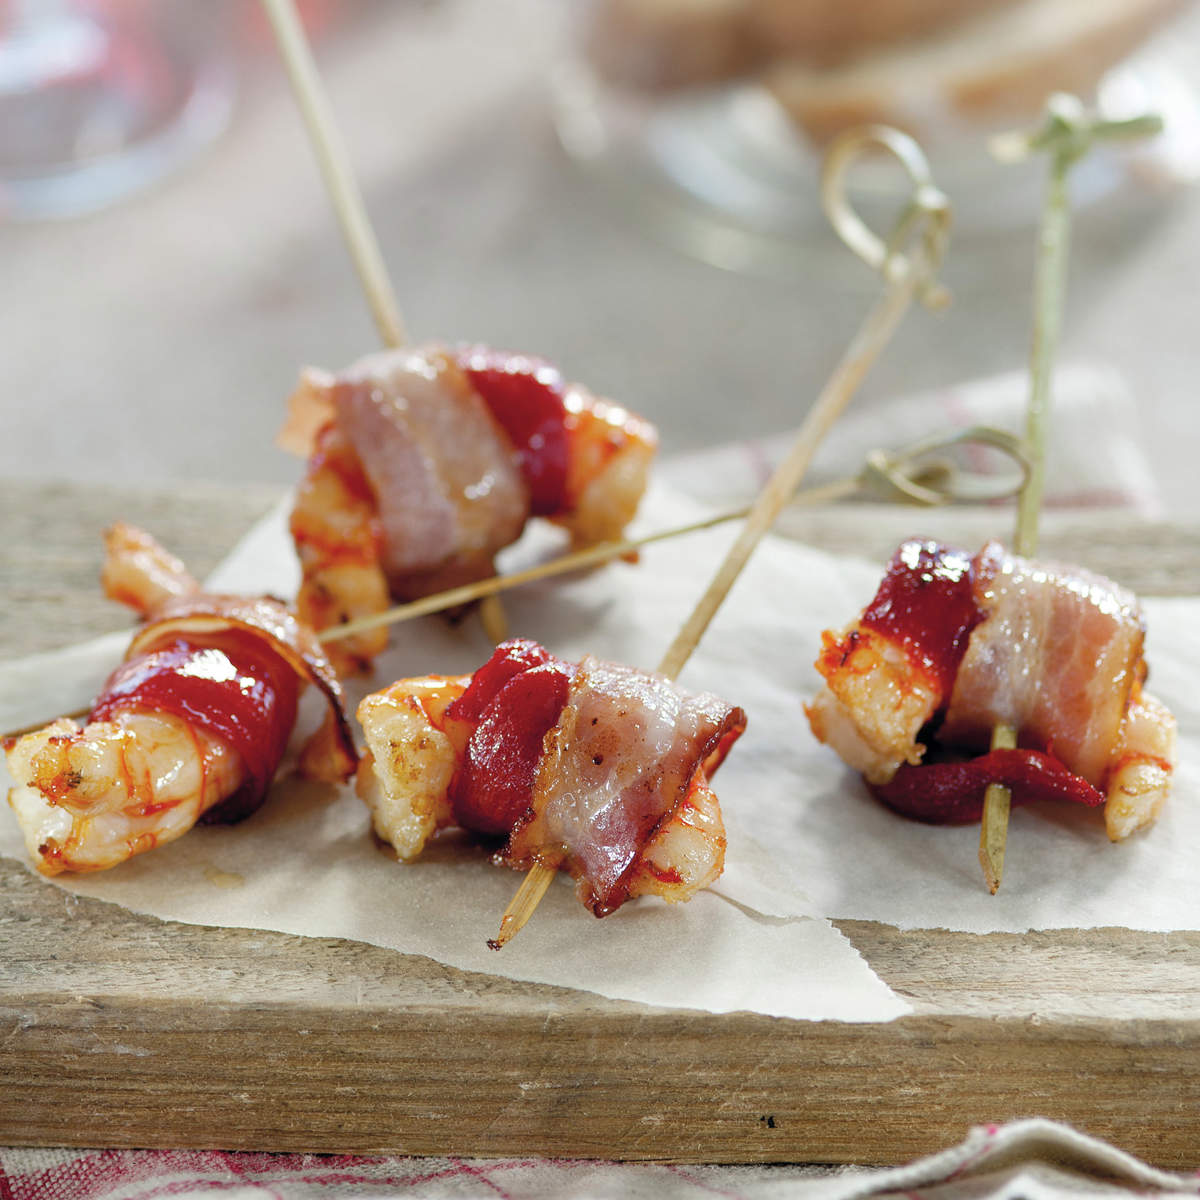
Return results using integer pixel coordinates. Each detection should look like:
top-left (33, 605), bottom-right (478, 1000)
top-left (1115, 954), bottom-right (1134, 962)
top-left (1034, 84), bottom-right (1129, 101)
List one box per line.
top-left (1, 481), bottom-right (1198, 1165)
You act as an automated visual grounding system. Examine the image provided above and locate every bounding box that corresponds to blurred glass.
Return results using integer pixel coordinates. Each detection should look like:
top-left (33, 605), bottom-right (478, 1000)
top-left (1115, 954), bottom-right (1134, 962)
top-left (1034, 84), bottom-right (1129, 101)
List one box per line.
top-left (0, 0), bottom-right (235, 220)
top-left (553, 0), bottom-right (1200, 274)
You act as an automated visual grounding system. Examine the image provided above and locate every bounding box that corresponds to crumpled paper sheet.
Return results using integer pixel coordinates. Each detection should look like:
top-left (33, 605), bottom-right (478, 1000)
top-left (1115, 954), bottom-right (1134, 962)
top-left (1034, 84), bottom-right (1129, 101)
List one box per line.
top-left (800, 1119), bottom-right (1200, 1199)
top-left (1, 480), bottom-right (1195, 1019)
top-left (0, 487), bottom-right (906, 1024)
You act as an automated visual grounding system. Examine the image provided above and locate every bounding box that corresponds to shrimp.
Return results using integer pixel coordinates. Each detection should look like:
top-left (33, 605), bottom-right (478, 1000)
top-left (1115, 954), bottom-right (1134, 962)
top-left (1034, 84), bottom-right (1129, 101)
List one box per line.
top-left (1104, 689), bottom-right (1177, 842)
top-left (7, 713), bottom-right (244, 875)
top-left (556, 388), bottom-right (658, 548)
top-left (290, 420), bottom-right (390, 677)
top-left (625, 771), bottom-right (726, 904)
top-left (805, 539), bottom-right (978, 783)
top-left (356, 675), bottom-right (471, 861)
top-left (4, 525), bottom-right (356, 875)
top-left (101, 521), bottom-right (199, 612)
top-left (805, 625), bottom-right (942, 784)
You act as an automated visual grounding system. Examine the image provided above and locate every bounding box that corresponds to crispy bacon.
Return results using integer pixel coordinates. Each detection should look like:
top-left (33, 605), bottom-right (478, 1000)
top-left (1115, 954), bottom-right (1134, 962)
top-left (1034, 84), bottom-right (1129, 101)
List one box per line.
top-left (90, 632), bottom-right (300, 823)
top-left (458, 346), bottom-right (571, 516)
top-left (125, 591), bottom-right (356, 789)
top-left (331, 347), bottom-right (529, 598)
top-left (446, 640), bottom-right (575, 836)
top-left (859, 539), bottom-right (982, 695)
top-left (505, 656), bottom-right (747, 915)
top-left (941, 541), bottom-right (1146, 786)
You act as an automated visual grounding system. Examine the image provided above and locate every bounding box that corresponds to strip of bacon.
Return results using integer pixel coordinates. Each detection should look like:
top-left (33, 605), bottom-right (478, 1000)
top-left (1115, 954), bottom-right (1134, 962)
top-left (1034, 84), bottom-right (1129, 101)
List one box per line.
top-left (331, 346), bottom-right (530, 598)
top-left (941, 541), bottom-right (1145, 786)
top-left (446, 640), bottom-right (575, 837)
top-left (859, 539), bottom-right (982, 695)
top-left (90, 632), bottom-right (300, 824)
top-left (125, 590), bottom-right (357, 789)
top-left (458, 346), bottom-right (571, 516)
top-left (505, 656), bottom-right (747, 916)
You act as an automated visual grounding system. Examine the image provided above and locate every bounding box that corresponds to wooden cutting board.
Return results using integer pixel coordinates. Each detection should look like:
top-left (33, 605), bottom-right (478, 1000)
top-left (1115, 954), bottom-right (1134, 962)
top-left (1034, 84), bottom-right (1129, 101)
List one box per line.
top-left (2, 481), bottom-right (1198, 1167)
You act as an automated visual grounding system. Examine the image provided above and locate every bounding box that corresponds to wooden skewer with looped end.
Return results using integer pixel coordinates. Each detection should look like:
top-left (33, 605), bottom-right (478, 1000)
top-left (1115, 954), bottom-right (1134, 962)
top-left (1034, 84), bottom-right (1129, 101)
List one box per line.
top-left (259, 0), bottom-right (508, 644)
top-left (491, 125), bottom-right (954, 949)
top-left (978, 93), bottom-right (1163, 895)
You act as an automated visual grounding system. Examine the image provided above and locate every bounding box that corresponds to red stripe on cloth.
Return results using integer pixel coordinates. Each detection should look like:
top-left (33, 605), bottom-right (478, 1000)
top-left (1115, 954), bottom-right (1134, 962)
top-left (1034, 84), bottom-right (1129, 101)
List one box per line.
top-left (447, 1158), bottom-right (513, 1198)
top-left (0, 1151), bottom-right (814, 1198)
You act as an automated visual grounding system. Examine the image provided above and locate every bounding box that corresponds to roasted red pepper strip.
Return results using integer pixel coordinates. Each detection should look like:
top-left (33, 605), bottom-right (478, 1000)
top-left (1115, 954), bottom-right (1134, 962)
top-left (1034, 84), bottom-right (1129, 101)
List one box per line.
top-left (870, 748), bottom-right (1105, 824)
top-left (90, 630), bottom-right (301, 823)
top-left (447, 639), bottom-right (574, 837)
top-left (860, 539), bottom-right (983, 695)
top-left (458, 346), bottom-right (570, 517)
top-left (447, 638), bottom-right (559, 722)
top-left (453, 662), bottom-right (574, 836)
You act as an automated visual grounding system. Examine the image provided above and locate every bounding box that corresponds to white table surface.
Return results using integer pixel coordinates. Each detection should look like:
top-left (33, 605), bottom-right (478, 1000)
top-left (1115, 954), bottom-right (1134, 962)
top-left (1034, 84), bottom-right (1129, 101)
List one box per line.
top-left (1, 0), bottom-right (1198, 517)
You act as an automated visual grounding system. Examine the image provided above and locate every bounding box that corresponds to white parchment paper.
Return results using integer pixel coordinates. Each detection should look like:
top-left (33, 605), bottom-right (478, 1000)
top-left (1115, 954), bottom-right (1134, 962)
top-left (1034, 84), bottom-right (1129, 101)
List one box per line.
top-left (1, 483), bottom-right (1194, 1017)
top-left (0, 488), bottom-right (907, 1024)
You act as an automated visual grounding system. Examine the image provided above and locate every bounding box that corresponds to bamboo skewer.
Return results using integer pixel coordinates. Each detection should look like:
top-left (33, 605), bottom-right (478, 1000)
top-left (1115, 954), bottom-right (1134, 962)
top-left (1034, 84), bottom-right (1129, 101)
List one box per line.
top-left (656, 126), bottom-right (949, 681)
top-left (260, 0), bottom-right (508, 643)
top-left (315, 421), bottom-right (1033, 648)
top-left (0, 427), bottom-right (1027, 745)
top-left (978, 94), bottom-right (1163, 894)
top-left (492, 126), bottom-right (953, 948)
top-left (260, 0), bottom-right (406, 349)
top-left (316, 480), bottom-right (850, 646)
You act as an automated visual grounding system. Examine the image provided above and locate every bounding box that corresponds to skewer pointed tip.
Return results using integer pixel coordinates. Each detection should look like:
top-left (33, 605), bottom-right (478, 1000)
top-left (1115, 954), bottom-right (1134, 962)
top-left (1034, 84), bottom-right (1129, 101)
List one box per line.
top-left (491, 861), bottom-right (557, 950)
top-left (979, 781), bottom-right (1011, 895)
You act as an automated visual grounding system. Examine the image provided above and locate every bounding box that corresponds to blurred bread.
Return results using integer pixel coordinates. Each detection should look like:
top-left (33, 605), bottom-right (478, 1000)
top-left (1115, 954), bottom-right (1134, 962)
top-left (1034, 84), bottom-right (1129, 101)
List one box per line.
top-left (746, 0), bottom-right (1023, 68)
top-left (585, 0), bottom-right (755, 90)
top-left (585, 0), bottom-right (1021, 89)
top-left (764, 0), bottom-right (1189, 144)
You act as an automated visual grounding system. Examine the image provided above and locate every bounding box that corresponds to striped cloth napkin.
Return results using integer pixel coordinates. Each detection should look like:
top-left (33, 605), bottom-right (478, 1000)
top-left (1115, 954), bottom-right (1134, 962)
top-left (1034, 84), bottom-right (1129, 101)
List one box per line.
top-left (2, 1119), bottom-right (1197, 1198)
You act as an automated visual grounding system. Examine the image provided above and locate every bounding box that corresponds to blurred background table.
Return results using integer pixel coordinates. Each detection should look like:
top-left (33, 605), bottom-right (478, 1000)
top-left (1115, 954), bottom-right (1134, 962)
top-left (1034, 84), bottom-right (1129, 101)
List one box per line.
top-left (1, 0), bottom-right (1198, 517)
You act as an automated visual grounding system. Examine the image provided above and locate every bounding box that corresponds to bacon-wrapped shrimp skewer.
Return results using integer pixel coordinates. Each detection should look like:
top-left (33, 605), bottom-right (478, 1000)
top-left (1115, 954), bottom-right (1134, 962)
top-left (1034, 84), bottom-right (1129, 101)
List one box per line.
top-left (806, 538), bottom-right (1177, 843)
top-left (260, 4), bottom-right (655, 672)
top-left (283, 344), bottom-right (657, 675)
top-left (356, 638), bottom-right (745, 920)
top-left (4, 524), bottom-right (356, 875)
top-left (465, 126), bottom-right (951, 943)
